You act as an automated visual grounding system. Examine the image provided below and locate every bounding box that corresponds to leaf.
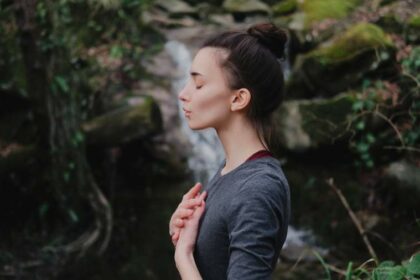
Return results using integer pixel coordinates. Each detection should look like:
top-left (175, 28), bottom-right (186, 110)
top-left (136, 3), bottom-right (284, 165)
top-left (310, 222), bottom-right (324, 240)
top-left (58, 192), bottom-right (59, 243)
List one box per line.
top-left (110, 45), bottom-right (123, 58)
top-left (373, 264), bottom-right (407, 280)
top-left (39, 203), bottom-right (49, 217)
top-left (54, 76), bottom-right (69, 93)
top-left (357, 142), bottom-right (369, 153)
top-left (356, 121), bottom-right (365, 130)
top-left (312, 249), bottom-right (331, 280)
top-left (345, 261), bottom-right (353, 280)
top-left (63, 171), bottom-right (70, 182)
top-left (75, 131), bottom-right (84, 143)
top-left (352, 100), bottom-right (364, 111)
top-left (68, 209), bottom-right (79, 223)
top-left (366, 133), bottom-right (376, 144)
top-left (406, 253), bottom-right (420, 276)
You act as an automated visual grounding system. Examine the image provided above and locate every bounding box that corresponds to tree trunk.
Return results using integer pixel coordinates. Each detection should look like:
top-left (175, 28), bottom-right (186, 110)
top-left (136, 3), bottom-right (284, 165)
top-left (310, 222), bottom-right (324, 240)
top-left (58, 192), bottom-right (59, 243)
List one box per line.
top-left (14, 0), bottom-right (112, 266)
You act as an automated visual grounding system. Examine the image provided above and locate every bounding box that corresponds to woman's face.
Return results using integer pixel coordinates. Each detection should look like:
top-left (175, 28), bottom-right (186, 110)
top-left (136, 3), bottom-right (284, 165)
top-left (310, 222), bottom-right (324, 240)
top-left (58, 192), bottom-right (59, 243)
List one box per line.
top-left (178, 47), bottom-right (234, 130)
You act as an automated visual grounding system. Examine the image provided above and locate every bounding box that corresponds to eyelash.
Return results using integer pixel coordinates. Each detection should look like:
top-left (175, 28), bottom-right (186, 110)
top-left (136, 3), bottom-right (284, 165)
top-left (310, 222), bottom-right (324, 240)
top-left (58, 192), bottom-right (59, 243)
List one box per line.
top-left (195, 85), bottom-right (203, 89)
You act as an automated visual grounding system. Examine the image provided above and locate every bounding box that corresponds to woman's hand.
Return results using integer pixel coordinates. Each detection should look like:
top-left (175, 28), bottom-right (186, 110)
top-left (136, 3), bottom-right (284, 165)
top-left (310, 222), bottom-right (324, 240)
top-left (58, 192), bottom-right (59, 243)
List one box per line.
top-left (174, 192), bottom-right (206, 280)
top-left (175, 191), bottom-right (206, 254)
top-left (169, 183), bottom-right (205, 246)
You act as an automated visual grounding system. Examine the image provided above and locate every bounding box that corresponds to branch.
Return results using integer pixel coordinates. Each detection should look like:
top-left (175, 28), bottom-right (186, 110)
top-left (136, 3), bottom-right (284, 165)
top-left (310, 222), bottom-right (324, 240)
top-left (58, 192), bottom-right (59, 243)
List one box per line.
top-left (373, 107), bottom-right (405, 147)
top-left (325, 178), bottom-right (379, 264)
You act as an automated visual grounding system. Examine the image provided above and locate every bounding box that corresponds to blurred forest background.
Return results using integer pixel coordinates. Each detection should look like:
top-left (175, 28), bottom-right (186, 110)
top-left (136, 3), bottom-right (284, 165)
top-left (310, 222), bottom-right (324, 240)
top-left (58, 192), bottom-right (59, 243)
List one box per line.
top-left (0, 0), bottom-right (419, 279)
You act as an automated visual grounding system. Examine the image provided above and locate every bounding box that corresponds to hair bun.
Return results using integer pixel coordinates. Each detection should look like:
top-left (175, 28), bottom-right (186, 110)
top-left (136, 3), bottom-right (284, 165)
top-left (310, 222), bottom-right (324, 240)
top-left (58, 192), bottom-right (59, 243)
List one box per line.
top-left (247, 23), bottom-right (288, 60)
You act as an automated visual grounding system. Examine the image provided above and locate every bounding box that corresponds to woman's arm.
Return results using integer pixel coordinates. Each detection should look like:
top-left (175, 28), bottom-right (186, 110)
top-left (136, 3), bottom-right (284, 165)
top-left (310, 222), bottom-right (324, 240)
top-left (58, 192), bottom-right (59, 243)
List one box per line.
top-left (226, 177), bottom-right (290, 280)
top-left (174, 191), bottom-right (207, 280)
top-left (174, 252), bottom-right (202, 280)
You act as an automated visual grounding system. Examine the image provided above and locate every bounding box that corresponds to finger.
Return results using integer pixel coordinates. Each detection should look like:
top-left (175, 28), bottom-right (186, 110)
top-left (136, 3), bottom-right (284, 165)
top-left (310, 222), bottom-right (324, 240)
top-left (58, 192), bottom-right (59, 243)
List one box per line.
top-left (172, 231), bottom-right (179, 245)
top-left (176, 209), bottom-right (193, 219)
top-left (175, 218), bottom-right (185, 227)
top-left (182, 182), bottom-right (202, 201)
top-left (193, 200), bottom-right (206, 218)
top-left (198, 190), bottom-right (207, 201)
top-left (179, 197), bottom-right (203, 209)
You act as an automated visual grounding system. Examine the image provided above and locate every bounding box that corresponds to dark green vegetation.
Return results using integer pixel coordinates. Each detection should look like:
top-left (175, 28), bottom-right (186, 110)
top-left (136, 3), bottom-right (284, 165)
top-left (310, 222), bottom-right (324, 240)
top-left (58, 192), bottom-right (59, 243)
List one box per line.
top-left (1, 0), bottom-right (419, 279)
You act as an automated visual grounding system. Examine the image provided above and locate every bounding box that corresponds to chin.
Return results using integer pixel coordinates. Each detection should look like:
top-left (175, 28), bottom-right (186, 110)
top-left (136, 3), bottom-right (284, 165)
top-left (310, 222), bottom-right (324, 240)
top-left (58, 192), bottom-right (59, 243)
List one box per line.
top-left (188, 120), bottom-right (213, 131)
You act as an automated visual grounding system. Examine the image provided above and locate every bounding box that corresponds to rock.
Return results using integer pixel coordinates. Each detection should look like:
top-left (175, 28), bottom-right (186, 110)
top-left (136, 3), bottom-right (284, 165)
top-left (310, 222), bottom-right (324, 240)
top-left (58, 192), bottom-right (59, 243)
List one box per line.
top-left (82, 95), bottom-right (163, 146)
top-left (142, 8), bottom-right (197, 28)
top-left (208, 13), bottom-right (235, 26)
top-left (383, 160), bottom-right (420, 192)
top-left (222, 0), bottom-right (271, 20)
top-left (375, 12), bottom-right (403, 34)
top-left (286, 23), bottom-right (396, 99)
top-left (406, 15), bottom-right (420, 43)
top-left (275, 92), bottom-right (357, 152)
top-left (284, 0), bottom-right (362, 51)
top-left (154, 0), bottom-right (198, 18)
top-left (298, 0), bottom-right (361, 29)
top-left (377, 159), bottom-right (420, 214)
top-left (272, 0), bottom-right (297, 16)
top-left (183, 0), bottom-right (224, 7)
top-left (280, 226), bottom-right (329, 262)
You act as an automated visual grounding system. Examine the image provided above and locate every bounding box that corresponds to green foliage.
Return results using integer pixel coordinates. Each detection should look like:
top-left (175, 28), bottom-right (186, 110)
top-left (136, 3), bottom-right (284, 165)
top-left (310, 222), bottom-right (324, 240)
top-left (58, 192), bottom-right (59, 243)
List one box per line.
top-left (0, 0), bottom-right (164, 260)
top-left (313, 250), bottom-right (420, 280)
top-left (348, 46), bottom-right (420, 170)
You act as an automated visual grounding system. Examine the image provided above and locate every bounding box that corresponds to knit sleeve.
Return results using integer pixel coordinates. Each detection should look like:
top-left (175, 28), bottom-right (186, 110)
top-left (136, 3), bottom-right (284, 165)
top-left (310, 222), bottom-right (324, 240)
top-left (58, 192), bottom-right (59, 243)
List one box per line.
top-left (226, 175), bottom-right (289, 280)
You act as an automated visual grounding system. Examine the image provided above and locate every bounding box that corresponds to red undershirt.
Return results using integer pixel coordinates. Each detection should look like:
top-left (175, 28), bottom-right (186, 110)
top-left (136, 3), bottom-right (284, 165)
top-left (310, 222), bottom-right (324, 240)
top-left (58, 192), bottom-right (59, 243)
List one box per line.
top-left (245, 149), bottom-right (273, 161)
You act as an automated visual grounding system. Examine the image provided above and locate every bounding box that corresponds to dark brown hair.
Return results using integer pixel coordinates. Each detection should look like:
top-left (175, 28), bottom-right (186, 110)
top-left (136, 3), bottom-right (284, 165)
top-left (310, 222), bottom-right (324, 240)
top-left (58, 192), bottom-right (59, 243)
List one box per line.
top-left (201, 22), bottom-right (288, 152)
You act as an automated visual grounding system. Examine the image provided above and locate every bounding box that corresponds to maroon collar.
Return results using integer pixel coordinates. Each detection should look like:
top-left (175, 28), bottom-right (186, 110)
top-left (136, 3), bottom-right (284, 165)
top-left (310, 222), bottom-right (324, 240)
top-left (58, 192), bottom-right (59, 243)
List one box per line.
top-left (246, 149), bottom-right (273, 161)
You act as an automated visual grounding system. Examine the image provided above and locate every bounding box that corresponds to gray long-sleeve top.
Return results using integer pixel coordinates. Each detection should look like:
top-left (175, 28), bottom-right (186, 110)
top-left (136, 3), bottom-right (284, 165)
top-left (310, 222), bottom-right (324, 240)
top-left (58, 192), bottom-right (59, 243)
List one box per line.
top-left (193, 156), bottom-right (291, 280)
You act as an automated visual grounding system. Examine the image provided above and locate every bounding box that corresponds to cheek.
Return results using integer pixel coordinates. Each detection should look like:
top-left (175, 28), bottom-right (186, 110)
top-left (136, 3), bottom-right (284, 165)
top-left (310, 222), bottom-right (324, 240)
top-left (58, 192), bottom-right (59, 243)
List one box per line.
top-left (196, 87), bottom-right (230, 118)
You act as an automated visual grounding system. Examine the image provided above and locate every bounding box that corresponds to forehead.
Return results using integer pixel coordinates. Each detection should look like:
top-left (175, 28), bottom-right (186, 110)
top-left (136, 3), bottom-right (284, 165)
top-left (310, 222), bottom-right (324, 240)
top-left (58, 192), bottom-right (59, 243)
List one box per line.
top-left (191, 47), bottom-right (228, 76)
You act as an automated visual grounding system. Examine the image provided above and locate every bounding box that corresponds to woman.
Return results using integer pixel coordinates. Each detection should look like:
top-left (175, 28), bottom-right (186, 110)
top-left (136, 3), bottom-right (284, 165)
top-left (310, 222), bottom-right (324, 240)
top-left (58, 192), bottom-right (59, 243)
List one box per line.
top-left (169, 22), bottom-right (291, 280)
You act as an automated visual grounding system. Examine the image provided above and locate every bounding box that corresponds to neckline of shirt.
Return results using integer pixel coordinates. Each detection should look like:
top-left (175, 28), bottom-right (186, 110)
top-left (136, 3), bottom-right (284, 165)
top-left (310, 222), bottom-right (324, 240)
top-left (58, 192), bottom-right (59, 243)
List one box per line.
top-left (216, 152), bottom-right (275, 180)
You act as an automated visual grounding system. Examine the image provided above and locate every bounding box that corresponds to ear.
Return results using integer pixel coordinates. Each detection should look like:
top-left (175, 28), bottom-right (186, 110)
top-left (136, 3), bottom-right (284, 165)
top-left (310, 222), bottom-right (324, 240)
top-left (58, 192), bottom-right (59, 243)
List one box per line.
top-left (231, 88), bottom-right (251, 112)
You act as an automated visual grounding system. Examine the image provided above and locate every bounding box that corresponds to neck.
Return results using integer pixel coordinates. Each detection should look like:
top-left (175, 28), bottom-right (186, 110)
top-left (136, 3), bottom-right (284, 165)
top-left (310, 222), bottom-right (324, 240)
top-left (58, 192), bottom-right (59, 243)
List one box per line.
top-left (215, 114), bottom-right (267, 173)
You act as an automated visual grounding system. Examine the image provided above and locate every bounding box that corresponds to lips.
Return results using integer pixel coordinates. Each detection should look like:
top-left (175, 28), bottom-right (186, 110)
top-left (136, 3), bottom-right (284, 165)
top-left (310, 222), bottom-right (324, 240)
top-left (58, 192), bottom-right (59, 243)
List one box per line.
top-left (183, 108), bottom-right (191, 114)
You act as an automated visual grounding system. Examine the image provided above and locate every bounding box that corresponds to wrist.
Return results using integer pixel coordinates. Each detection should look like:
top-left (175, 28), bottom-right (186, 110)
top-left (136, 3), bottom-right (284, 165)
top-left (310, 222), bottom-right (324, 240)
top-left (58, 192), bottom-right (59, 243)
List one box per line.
top-left (174, 249), bottom-right (194, 266)
top-left (175, 252), bottom-right (201, 280)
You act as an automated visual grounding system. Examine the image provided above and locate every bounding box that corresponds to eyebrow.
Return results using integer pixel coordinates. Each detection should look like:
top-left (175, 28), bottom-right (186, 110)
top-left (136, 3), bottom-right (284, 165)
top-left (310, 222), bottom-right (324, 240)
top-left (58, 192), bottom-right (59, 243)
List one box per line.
top-left (190, 71), bottom-right (204, 77)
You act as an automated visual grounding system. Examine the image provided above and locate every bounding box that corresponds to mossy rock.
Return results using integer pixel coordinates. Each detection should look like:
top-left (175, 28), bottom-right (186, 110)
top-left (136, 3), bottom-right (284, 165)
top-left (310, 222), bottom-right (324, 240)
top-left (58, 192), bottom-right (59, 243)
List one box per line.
top-left (274, 92), bottom-right (357, 152)
top-left (81, 95), bottom-right (162, 146)
top-left (223, 0), bottom-right (270, 15)
top-left (375, 12), bottom-right (404, 34)
top-left (299, 0), bottom-right (361, 29)
top-left (272, 0), bottom-right (297, 16)
top-left (286, 0), bottom-right (361, 52)
top-left (154, 0), bottom-right (198, 18)
top-left (286, 23), bottom-right (396, 99)
top-left (406, 15), bottom-right (420, 43)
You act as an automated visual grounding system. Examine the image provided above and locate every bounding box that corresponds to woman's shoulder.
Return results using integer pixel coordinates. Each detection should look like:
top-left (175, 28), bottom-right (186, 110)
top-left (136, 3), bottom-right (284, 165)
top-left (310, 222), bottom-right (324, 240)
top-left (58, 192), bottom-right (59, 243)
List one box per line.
top-left (236, 157), bottom-right (290, 196)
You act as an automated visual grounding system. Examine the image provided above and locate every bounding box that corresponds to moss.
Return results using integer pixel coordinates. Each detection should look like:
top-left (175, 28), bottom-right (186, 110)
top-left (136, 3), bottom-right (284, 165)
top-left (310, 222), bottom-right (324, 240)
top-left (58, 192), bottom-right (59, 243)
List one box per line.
top-left (408, 15), bottom-right (420, 28)
top-left (300, 92), bottom-right (357, 144)
top-left (299, 0), bottom-right (361, 27)
top-left (309, 23), bottom-right (394, 65)
top-left (272, 0), bottom-right (297, 16)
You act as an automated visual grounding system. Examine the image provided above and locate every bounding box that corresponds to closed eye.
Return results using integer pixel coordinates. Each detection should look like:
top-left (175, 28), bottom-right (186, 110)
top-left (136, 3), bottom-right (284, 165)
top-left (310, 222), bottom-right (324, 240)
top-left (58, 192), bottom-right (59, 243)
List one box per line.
top-left (196, 85), bottom-right (203, 89)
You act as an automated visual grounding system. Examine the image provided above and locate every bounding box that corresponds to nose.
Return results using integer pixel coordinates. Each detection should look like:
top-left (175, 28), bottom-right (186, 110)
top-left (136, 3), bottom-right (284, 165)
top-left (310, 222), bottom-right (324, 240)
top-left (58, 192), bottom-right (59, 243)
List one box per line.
top-left (178, 82), bottom-right (190, 102)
